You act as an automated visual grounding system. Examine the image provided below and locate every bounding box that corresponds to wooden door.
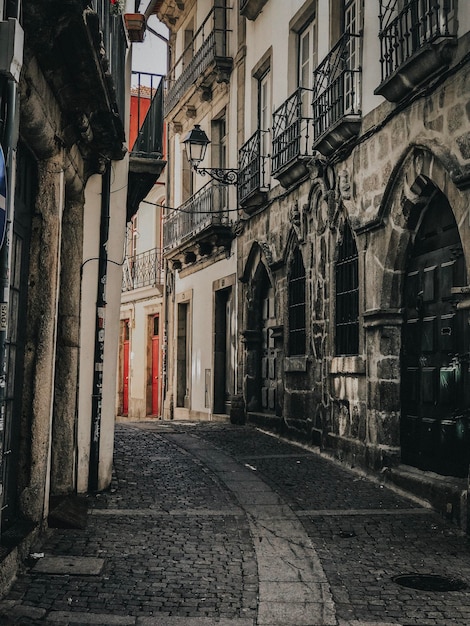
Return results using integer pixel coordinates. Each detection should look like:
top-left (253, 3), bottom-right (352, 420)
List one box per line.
top-left (122, 320), bottom-right (130, 416)
top-left (261, 283), bottom-right (276, 412)
top-left (151, 315), bottom-right (160, 416)
top-left (401, 196), bottom-right (470, 476)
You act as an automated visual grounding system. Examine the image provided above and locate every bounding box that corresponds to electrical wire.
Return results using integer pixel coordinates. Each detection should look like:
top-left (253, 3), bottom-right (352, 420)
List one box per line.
top-left (141, 198), bottom-right (243, 214)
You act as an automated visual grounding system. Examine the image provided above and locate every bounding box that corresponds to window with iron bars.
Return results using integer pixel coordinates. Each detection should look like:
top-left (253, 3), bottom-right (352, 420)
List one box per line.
top-left (288, 247), bottom-right (306, 356)
top-left (335, 222), bottom-right (359, 356)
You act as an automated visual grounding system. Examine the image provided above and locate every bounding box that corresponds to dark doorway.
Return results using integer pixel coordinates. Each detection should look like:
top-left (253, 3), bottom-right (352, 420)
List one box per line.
top-left (260, 275), bottom-right (277, 413)
top-left (1, 144), bottom-right (36, 530)
top-left (213, 287), bottom-right (234, 415)
top-left (401, 192), bottom-right (470, 476)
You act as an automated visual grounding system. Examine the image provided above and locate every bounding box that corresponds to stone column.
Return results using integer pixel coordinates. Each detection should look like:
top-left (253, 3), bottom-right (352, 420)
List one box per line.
top-left (19, 154), bottom-right (64, 522)
top-left (50, 193), bottom-right (84, 496)
top-left (363, 309), bottom-right (402, 469)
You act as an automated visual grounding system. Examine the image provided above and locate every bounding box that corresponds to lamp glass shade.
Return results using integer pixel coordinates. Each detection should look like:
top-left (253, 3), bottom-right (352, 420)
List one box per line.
top-left (183, 125), bottom-right (210, 166)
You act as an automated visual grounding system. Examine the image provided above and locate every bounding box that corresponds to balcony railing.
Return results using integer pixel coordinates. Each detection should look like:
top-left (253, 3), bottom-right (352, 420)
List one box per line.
top-left (378, 0), bottom-right (456, 84)
top-left (312, 32), bottom-right (362, 155)
top-left (238, 130), bottom-right (269, 206)
top-left (131, 72), bottom-right (164, 155)
top-left (122, 247), bottom-right (164, 292)
top-left (164, 3), bottom-right (232, 116)
top-left (163, 182), bottom-right (230, 252)
top-left (91, 0), bottom-right (127, 119)
top-left (272, 87), bottom-right (314, 187)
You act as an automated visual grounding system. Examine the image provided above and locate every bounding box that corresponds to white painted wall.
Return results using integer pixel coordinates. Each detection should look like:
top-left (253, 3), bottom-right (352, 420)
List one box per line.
top-left (172, 251), bottom-right (237, 416)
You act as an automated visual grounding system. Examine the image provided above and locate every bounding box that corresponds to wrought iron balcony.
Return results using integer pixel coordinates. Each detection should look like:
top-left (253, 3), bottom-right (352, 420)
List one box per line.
top-left (376, 0), bottom-right (457, 102)
top-left (127, 72), bottom-right (166, 222)
top-left (240, 0), bottom-right (269, 20)
top-left (163, 181), bottom-right (233, 263)
top-left (164, 3), bottom-right (233, 117)
top-left (312, 32), bottom-right (362, 157)
top-left (272, 87), bottom-right (314, 188)
top-left (122, 247), bottom-right (164, 292)
top-left (238, 130), bottom-right (269, 209)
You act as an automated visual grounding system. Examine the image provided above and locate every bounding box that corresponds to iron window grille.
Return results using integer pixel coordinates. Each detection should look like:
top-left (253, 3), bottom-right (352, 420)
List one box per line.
top-left (272, 87), bottom-right (314, 177)
top-left (312, 31), bottom-right (362, 143)
top-left (378, 0), bottom-right (456, 82)
top-left (238, 129), bottom-right (269, 204)
top-left (335, 222), bottom-right (359, 356)
top-left (288, 248), bottom-right (306, 356)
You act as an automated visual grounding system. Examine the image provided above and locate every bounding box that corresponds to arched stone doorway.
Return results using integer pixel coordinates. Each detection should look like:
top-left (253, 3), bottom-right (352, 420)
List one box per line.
top-left (401, 190), bottom-right (470, 477)
top-left (243, 252), bottom-right (279, 416)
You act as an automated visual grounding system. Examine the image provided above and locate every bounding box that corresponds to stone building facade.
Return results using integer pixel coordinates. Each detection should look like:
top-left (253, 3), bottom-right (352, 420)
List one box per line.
top-left (0, 0), bottom-right (147, 592)
top-left (159, 0), bottom-right (470, 527)
top-left (235, 0), bottom-right (470, 526)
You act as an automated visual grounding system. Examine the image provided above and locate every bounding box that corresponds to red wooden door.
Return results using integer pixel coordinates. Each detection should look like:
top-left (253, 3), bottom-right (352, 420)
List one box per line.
top-left (123, 321), bottom-right (130, 416)
top-left (151, 315), bottom-right (160, 416)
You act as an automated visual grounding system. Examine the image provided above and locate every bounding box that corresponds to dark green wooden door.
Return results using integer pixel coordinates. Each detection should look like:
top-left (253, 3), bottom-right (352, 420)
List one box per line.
top-left (401, 196), bottom-right (470, 477)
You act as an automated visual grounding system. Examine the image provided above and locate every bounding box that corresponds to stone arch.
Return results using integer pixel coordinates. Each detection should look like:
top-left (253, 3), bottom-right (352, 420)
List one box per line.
top-left (241, 240), bottom-right (276, 329)
top-left (377, 145), bottom-right (469, 311)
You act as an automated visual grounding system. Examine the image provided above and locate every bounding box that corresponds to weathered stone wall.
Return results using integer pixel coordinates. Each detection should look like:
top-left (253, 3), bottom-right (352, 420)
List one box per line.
top-left (238, 38), bottom-right (470, 473)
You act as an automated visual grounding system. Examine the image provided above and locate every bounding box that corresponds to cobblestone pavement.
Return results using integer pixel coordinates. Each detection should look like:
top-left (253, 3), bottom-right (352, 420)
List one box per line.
top-left (1, 420), bottom-right (470, 625)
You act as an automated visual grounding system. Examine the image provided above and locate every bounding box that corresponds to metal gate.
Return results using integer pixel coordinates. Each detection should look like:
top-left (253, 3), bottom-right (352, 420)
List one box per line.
top-left (401, 194), bottom-right (470, 477)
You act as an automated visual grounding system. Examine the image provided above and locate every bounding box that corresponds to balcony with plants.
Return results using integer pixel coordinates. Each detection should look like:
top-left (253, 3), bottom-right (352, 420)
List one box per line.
top-left (127, 72), bottom-right (166, 222)
top-left (163, 181), bottom-right (234, 269)
top-left (375, 0), bottom-right (457, 102)
top-left (240, 0), bottom-right (269, 21)
top-left (272, 87), bottom-right (314, 188)
top-left (238, 129), bottom-right (269, 210)
top-left (122, 247), bottom-right (164, 292)
top-left (164, 2), bottom-right (233, 118)
top-left (311, 32), bottom-right (362, 157)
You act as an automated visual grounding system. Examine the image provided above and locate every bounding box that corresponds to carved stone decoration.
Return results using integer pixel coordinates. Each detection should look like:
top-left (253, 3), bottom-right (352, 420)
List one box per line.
top-left (259, 241), bottom-right (274, 266)
top-left (232, 219), bottom-right (246, 237)
top-left (289, 200), bottom-right (303, 242)
top-left (338, 169), bottom-right (351, 201)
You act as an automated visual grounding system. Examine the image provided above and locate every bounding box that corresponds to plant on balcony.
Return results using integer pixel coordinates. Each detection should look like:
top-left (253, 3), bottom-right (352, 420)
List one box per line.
top-left (110, 0), bottom-right (125, 16)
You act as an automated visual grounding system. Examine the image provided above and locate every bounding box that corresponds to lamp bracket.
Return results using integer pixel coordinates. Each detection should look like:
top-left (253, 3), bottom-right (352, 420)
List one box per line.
top-left (194, 165), bottom-right (239, 186)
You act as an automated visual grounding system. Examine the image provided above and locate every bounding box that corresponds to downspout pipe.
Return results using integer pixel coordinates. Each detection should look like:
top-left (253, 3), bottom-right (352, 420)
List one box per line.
top-left (88, 164), bottom-right (111, 492)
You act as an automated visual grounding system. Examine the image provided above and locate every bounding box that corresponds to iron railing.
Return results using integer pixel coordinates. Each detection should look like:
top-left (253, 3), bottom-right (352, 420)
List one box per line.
top-left (131, 71), bottom-right (164, 154)
top-left (238, 130), bottom-right (268, 204)
top-left (163, 181), bottom-right (230, 252)
top-left (378, 0), bottom-right (456, 82)
top-left (90, 0), bottom-right (128, 118)
top-left (122, 247), bottom-right (164, 292)
top-left (272, 87), bottom-right (314, 176)
top-left (164, 2), bottom-right (231, 116)
top-left (312, 32), bottom-right (362, 143)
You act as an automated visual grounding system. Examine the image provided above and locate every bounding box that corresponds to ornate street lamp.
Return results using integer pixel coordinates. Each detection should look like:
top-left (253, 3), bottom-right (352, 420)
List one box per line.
top-left (182, 125), bottom-right (239, 185)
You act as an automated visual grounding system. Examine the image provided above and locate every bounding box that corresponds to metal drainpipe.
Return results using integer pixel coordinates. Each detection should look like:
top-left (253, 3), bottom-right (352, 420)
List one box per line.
top-left (88, 163), bottom-right (111, 492)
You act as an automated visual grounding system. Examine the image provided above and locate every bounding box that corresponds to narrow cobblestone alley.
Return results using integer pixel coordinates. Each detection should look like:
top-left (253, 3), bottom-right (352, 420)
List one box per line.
top-left (1, 421), bottom-right (470, 626)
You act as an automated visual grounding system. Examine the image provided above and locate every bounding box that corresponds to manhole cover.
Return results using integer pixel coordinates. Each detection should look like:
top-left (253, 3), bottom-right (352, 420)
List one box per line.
top-left (392, 573), bottom-right (467, 592)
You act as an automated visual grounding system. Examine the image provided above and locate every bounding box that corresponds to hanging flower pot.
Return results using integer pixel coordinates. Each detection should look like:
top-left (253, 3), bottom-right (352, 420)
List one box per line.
top-left (124, 13), bottom-right (147, 42)
top-left (110, 0), bottom-right (125, 16)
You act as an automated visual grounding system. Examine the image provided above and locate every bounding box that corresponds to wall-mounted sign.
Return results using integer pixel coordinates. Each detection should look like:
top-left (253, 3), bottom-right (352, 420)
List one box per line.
top-left (0, 146), bottom-right (6, 250)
